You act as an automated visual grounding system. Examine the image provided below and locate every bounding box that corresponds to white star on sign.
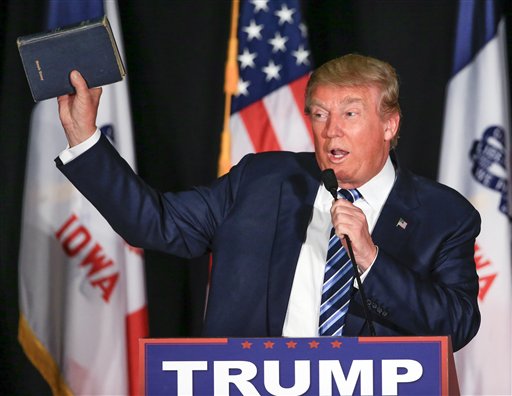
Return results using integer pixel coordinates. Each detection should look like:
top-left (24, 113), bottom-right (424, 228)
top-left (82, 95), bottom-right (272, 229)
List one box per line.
top-left (292, 45), bottom-right (310, 65)
top-left (275, 4), bottom-right (295, 25)
top-left (262, 60), bottom-right (282, 81)
top-left (268, 31), bottom-right (288, 53)
top-left (250, 0), bottom-right (269, 13)
top-left (243, 19), bottom-right (264, 41)
top-left (238, 48), bottom-right (257, 69)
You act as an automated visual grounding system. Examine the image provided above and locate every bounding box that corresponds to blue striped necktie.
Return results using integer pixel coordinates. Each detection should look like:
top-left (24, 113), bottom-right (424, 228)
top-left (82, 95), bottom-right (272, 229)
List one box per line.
top-left (319, 188), bottom-right (362, 336)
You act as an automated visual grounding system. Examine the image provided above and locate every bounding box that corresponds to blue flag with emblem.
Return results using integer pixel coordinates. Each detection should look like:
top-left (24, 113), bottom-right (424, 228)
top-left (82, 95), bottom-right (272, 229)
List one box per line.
top-left (439, 1), bottom-right (512, 394)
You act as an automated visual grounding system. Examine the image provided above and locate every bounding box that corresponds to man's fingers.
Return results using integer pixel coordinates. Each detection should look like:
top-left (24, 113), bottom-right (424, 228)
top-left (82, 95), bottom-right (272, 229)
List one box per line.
top-left (57, 93), bottom-right (72, 122)
top-left (90, 86), bottom-right (103, 103)
top-left (331, 200), bottom-right (367, 240)
top-left (67, 71), bottom-right (102, 105)
top-left (69, 70), bottom-right (89, 94)
top-left (57, 93), bottom-right (69, 108)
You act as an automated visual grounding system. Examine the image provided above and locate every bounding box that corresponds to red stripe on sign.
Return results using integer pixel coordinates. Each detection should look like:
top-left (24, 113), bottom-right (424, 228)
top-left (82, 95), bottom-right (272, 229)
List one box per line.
top-left (240, 100), bottom-right (281, 152)
top-left (126, 305), bottom-right (149, 396)
top-left (289, 75), bottom-right (313, 142)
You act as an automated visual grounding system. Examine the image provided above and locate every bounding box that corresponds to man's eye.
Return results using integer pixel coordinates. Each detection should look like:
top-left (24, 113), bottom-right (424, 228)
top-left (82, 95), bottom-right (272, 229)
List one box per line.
top-left (313, 112), bottom-right (327, 120)
top-left (346, 111), bottom-right (357, 117)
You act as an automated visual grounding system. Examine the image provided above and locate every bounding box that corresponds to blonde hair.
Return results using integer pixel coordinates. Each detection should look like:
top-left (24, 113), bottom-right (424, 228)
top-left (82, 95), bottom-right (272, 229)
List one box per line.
top-left (305, 54), bottom-right (402, 148)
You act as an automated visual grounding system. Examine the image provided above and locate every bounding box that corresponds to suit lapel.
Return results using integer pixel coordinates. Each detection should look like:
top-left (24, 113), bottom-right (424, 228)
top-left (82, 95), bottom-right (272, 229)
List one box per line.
top-left (267, 156), bottom-right (320, 336)
top-left (344, 165), bottom-right (421, 336)
top-left (372, 167), bottom-right (420, 254)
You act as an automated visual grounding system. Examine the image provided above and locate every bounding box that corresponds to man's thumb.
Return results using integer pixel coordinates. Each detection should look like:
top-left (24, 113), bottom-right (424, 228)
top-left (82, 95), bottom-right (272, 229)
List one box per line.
top-left (69, 70), bottom-right (89, 93)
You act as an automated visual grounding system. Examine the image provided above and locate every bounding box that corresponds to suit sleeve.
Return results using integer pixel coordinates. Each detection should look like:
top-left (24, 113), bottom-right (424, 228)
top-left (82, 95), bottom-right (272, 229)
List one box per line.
top-left (55, 133), bottom-right (244, 258)
top-left (361, 204), bottom-right (481, 352)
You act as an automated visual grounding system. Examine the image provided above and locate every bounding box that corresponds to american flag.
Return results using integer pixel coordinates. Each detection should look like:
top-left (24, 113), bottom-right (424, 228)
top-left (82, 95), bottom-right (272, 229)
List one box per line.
top-left (229, 0), bottom-right (314, 165)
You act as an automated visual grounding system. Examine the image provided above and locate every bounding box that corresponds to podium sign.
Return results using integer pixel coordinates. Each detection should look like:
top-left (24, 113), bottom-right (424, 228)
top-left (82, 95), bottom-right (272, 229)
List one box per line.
top-left (140, 336), bottom-right (458, 395)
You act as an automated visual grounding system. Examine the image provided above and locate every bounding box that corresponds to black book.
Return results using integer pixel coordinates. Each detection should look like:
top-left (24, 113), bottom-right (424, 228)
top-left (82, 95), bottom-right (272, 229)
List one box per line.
top-left (17, 15), bottom-right (126, 102)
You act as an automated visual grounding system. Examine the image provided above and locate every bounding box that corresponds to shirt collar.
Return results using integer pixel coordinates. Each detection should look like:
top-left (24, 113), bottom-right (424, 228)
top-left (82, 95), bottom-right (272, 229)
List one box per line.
top-left (357, 156), bottom-right (396, 211)
top-left (318, 156), bottom-right (396, 212)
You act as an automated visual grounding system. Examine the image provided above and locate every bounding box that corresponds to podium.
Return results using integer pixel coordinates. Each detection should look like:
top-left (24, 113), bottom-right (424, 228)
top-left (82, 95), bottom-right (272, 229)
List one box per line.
top-left (139, 336), bottom-right (459, 395)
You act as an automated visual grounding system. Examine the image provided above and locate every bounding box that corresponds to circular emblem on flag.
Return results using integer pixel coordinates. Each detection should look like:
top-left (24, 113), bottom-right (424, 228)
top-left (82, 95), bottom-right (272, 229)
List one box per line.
top-left (469, 125), bottom-right (509, 216)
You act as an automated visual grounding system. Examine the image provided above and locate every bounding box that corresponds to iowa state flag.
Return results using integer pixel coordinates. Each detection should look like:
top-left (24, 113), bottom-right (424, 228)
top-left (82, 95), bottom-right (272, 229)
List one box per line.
top-left (18, 1), bottom-right (148, 395)
top-left (224, 0), bottom-right (313, 170)
top-left (439, 0), bottom-right (511, 394)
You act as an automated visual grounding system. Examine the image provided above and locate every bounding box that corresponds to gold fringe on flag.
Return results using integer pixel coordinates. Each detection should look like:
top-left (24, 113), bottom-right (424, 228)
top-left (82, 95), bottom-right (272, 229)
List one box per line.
top-left (218, 0), bottom-right (240, 176)
top-left (18, 314), bottom-right (73, 396)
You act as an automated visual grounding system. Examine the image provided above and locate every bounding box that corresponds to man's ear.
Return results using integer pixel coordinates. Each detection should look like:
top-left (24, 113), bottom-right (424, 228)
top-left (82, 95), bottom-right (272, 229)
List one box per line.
top-left (384, 112), bottom-right (400, 141)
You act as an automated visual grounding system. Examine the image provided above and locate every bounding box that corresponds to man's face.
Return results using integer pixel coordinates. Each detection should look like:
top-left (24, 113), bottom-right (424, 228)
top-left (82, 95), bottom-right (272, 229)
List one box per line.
top-left (309, 84), bottom-right (399, 189)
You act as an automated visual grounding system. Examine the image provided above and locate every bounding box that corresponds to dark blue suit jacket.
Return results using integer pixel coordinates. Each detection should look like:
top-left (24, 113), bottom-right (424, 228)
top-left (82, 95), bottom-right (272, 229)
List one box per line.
top-left (57, 134), bottom-right (480, 351)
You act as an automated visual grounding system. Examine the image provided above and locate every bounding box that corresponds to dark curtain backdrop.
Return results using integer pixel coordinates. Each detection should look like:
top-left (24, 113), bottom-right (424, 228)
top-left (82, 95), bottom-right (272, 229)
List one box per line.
top-left (1, 1), bottom-right (511, 394)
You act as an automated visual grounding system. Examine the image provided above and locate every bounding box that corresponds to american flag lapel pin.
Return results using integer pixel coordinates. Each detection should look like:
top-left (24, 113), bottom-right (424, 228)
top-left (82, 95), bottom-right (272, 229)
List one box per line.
top-left (396, 218), bottom-right (408, 230)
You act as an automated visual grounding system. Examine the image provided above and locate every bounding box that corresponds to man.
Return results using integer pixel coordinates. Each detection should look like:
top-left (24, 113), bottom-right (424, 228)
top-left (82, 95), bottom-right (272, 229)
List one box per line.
top-left (56, 54), bottom-right (480, 351)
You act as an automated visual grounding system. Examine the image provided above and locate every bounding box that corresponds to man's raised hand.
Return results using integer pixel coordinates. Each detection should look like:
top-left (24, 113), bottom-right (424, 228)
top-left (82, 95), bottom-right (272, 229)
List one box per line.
top-left (57, 70), bottom-right (102, 147)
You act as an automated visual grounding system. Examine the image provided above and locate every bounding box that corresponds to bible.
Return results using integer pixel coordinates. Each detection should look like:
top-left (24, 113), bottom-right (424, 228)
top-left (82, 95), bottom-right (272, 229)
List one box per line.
top-left (17, 15), bottom-right (125, 102)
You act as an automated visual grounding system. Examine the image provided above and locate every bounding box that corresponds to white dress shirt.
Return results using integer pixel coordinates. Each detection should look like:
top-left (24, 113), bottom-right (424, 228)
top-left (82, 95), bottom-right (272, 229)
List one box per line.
top-left (282, 157), bottom-right (396, 336)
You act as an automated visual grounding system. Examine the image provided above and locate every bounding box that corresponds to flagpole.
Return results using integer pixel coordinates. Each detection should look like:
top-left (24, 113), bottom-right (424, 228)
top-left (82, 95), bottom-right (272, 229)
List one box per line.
top-left (218, 0), bottom-right (240, 176)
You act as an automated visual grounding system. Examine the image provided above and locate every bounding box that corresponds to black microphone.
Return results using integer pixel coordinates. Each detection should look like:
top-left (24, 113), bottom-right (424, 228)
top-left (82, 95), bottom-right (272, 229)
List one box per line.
top-left (321, 168), bottom-right (339, 201)
top-left (321, 169), bottom-right (376, 336)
